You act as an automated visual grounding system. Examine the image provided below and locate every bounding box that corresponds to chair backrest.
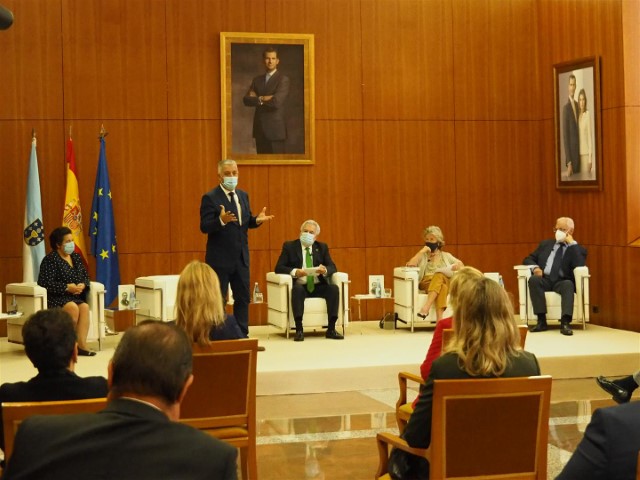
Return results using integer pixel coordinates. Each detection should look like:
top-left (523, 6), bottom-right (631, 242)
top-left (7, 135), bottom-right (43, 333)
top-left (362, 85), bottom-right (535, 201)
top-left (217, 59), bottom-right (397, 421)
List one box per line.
top-left (442, 325), bottom-right (528, 351)
top-left (180, 339), bottom-right (258, 431)
top-left (2, 397), bottom-right (107, 461)
top-left (636, 450), bottom-right (640, 480)
top-left (429, 376), bottom-right (552, 479)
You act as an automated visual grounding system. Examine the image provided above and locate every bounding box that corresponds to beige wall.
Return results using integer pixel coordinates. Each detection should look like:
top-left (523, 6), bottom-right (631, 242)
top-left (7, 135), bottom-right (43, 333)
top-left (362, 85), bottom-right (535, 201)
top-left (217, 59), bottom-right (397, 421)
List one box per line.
top-left (0, 0), bottom-right (638, 330)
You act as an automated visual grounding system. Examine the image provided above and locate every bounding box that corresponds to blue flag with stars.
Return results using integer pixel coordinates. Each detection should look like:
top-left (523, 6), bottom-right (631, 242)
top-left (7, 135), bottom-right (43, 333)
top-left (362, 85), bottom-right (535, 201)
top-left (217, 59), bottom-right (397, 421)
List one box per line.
top-left (90, 137), bottom-right (120, 306)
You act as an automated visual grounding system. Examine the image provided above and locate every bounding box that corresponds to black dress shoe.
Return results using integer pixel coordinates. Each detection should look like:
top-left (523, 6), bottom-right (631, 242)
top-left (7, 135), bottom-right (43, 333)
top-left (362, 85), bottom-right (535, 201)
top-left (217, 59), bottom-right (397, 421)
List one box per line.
top-left (325, 330), bottom-right (344, 340)
top-left (530, 323), bottom-right (548, 332)
top-left (596, 376), bottom-right (631, 403)
top-left (294, 331), bottom-right (304, 342)
top-left (257, 345), bottom-right (266, 352)
top-left (560, 323), bottom-right (573, 336)
top-left (78, 348), bottom-right (97, 357)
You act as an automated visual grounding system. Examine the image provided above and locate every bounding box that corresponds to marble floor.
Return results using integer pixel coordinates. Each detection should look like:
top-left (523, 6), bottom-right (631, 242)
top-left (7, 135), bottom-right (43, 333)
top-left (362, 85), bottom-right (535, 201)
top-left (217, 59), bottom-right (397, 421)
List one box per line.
top-left (255, 378), bottom-right (623, 480)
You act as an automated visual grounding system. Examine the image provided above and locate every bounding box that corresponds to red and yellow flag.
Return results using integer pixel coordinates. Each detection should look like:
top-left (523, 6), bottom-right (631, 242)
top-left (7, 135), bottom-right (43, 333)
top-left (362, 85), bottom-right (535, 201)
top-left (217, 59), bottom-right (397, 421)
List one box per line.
top-left (62, 135), bottom-right (88, 266)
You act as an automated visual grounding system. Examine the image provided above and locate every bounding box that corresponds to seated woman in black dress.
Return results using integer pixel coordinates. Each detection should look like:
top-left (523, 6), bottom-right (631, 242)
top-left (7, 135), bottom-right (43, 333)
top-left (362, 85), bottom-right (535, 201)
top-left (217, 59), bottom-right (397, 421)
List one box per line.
top-left (37, 227), bottom-right (95, 356)
top-left (393, 276), bottom-right (541, 478)
top-left (175, 260), bottom-right (243, 346)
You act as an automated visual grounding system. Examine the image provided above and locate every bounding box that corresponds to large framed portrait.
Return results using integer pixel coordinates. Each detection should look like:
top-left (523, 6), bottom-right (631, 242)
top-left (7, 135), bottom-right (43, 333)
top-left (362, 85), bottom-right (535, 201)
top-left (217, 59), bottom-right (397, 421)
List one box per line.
top-left (220, 32), bottom-right (315, 165)
top-left (554, 57), bottom-right (602, 190)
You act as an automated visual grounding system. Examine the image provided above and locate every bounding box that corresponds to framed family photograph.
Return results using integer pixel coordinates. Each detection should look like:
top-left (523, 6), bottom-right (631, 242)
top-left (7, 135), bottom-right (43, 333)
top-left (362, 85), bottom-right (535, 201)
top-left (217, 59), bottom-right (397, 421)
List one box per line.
top-left (553, 57), bottom-right (602, 190)
top-left (220, 32), bottom-right (315, 165)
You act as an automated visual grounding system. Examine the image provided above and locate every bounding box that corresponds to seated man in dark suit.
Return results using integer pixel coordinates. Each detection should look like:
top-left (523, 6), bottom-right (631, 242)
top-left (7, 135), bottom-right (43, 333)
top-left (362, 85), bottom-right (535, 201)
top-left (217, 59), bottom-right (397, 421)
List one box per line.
top-left (0, 308), bottom-right (108, 452)
top-left (556, 401), bottom-right (640, 479)
top-left (3, 321), bottom-right (238, 480)
top-left (523, 216), bottom-right (587, 336)
top-left (275, 219), bottom-right (343, 342)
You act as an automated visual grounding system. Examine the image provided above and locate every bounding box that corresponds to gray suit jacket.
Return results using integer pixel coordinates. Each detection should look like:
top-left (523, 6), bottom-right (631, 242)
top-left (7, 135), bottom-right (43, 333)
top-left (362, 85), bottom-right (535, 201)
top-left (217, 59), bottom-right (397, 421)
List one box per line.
top-left (3, 398), bottom-right (238, 480)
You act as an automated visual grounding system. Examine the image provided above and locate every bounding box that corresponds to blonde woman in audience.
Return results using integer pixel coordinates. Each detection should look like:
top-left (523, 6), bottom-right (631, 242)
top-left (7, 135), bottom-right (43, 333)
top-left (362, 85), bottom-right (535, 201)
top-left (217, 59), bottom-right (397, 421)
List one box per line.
top-left (390, 276), bottom-right (541, 478)
top-left (175, 260), bottom-right (243, 345)
top-left (405, 225), bottom-right (463, 321)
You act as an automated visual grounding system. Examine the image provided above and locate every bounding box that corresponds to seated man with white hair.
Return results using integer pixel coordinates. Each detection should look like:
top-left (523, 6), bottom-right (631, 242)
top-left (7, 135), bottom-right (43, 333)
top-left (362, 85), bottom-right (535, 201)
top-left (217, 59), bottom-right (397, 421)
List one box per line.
top-left (274, 219), bottom-right (343, 342)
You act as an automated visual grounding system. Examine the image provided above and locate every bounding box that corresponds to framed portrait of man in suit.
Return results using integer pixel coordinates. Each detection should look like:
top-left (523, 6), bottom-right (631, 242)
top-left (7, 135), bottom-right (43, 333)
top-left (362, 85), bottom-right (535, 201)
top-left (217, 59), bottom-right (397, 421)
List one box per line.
top-left (220, 32), bottom-right (315, 165)
top-left (553, 57), bottom-right (602, 190)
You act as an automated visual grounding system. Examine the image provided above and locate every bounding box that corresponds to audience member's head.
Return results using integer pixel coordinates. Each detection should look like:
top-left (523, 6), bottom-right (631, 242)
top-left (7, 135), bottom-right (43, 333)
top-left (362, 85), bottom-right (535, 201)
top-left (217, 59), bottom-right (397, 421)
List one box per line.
top-left (448, 276), bottom-right (521, 377)
top-left (175, 260), bottom-right (226, 346)
top-left (109, 321), bottom-right (193, 409)
top-left (22, 308), bottom-right (77, 372)
top-left (447, 266), bottom-right (484, 312)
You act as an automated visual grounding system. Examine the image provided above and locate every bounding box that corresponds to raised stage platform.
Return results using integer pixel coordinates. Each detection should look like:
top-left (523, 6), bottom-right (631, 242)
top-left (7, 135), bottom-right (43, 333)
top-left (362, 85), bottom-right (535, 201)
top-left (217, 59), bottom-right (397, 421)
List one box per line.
top-left (1, 321), bottom-right (638, 396)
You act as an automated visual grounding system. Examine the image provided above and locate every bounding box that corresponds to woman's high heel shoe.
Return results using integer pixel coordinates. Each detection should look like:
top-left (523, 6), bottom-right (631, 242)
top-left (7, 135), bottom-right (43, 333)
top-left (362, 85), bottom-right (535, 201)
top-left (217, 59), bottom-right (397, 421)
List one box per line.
top-left (417, 313), bottom-right (427, 320)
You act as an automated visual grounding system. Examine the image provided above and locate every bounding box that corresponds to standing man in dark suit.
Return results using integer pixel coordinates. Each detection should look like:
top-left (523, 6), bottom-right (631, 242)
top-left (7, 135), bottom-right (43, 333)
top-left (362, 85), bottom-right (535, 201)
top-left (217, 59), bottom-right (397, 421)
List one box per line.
top-left (523, 216), bottom-right (587, 336)
top-left (243, 46), bottom-right (290, 154)
top-left (275, 219), bottom-right (343, 341)
top-left (563, 74), bottom-right (580, 177)
top-left (556, 401), bottom-right (640, 479)
top-left (3, 321), bottom-right (238, 480)
top-left (200, 159), bottom-right (274, 339)
top-left (0, 308), bottom-right (108, 452)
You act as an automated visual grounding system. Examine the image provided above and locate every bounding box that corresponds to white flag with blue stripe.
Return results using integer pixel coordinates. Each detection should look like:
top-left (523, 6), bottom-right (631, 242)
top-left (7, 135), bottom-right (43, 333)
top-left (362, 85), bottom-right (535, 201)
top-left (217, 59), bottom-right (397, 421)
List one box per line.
top-left (23, 136), bottom-right (46, 282)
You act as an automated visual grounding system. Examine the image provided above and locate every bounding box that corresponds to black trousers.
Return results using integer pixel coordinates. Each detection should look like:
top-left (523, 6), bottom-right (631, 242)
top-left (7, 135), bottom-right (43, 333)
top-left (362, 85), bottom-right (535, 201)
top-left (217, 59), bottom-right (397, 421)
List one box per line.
top-left (291, 282), bottom-right (339, 327)
top-left (527, 275), bottom-right (574, 320)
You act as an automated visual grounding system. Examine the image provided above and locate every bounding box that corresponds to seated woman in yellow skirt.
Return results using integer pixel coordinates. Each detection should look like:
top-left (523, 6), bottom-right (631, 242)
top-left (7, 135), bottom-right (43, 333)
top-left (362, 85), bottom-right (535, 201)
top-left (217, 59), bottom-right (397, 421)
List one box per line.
top-left (405, 225), bottom-right (463, 321)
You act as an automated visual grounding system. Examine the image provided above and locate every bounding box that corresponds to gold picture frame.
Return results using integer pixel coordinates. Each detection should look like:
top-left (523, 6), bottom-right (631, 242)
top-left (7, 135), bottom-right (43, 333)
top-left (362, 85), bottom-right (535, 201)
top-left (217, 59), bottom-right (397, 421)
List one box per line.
top-left (220, 32), bottom-right (315, 165)
top-left (553, 57), bottom-right (602, 190)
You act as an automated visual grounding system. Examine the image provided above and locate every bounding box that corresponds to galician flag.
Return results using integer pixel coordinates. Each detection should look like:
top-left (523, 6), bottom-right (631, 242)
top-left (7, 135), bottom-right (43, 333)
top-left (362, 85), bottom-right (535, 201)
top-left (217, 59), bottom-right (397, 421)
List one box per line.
top-left (62, 135), bottom-right (89, 267)
top-left (23, 135), bottom-right (46, 282)
top-left (90, 135), bottom-right (121, 306)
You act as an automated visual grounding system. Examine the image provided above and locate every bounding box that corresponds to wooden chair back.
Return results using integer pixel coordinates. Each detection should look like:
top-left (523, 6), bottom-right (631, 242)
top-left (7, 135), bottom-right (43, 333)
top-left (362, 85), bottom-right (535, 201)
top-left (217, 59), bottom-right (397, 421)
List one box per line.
top-left (2, 398), bottom-right (107, 461)
top-left (442, 324), bottom-right (528, 351)
top-left (636, 450), bottom-right (640, 480)
top-left (180, 338), bottom-right (258, 480)
top-left (429, 376), bottom-right (552, 479)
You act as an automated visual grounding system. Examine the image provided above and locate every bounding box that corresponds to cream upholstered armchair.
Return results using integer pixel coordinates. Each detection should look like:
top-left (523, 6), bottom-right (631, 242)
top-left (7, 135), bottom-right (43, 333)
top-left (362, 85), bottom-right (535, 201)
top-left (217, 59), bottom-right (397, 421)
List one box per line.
top-left (514, 265), bottom-right (590, 329)
top-left (266, 272), bottom-right (349, 338)
top-left (134, 275), bottom-right (179, 324)
top-left (5, 281), bottom-right (106, 349)
top-left (393, 269), bottom-right (504, 332)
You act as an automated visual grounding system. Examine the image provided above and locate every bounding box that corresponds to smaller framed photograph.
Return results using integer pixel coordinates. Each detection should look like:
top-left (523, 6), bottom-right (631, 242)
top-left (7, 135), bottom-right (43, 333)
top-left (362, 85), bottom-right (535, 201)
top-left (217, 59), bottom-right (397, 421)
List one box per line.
top-left (368, 275), bottom-right (384, 298)
top-left (553, 57), bottom-right (602, 190)
top-left (118, 284), bottom-right (135, 310)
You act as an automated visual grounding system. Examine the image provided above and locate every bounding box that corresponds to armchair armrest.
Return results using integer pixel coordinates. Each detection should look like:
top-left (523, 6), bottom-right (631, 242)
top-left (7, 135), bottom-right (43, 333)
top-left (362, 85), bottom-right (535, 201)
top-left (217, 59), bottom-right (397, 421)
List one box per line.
top-left (329, 272), bottom-right (348, 285)
top-left (574, 266), bottom-right (589, 279)
top-left (376, 432), bottom-right (430, 479)
top-left (514, 264), bottom-right (532, 279)
top-left (266, 272), bottom-right (293, 287)
top-left (397, 371), bottom-right (424, 411)
top-left (394, 266), bottom-right (420, 281)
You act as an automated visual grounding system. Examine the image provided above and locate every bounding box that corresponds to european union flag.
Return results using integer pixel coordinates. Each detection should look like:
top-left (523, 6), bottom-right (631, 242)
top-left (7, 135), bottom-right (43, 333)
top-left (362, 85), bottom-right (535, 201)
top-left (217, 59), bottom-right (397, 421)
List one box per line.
top-left (90, 136), bottom-right (120, 306)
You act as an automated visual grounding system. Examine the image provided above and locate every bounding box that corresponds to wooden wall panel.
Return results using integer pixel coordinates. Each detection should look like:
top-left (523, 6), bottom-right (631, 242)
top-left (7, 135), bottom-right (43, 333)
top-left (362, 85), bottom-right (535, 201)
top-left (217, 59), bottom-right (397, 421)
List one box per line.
top-left (362, 121), bottom-right (456, 248)
top-left (361, 0), bottom-right (454, 120)
top-left (0, 0), bottom-right (63, 120)
top-left (267, 120), bottom-right (364, 249)
top-left (61, 0), bottom-right (168, 119)
top-left (64, 121), bottom-right (172, 254)
top-left (625, 108), bottom-right (640, 243)
top-left (537, 0), bottom-right (625, 116)
top-left (268, 0), bottom-right (363, 120)
top-left (118, 253), bottom-right (172, 285)
top-left (166, 0), bottom-right (265, 119)
top-left (453, 0), bottom-right (539, 120)
top-left (456, 120), bottom-right (545, 244)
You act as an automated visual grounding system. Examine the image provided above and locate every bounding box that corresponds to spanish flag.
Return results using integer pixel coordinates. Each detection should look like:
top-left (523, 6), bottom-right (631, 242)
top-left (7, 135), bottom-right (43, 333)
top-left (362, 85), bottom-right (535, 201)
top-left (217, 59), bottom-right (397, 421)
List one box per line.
top-left (62, 135), bottom-right (88, 267)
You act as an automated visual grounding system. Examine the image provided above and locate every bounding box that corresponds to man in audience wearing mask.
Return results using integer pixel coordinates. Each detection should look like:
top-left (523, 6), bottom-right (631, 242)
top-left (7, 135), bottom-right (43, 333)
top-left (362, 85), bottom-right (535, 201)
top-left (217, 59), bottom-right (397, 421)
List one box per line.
top-left (200, 159), bottom-right (274, 343)
top-left (3, 321), bottom-right (238, 479)
top-left (274, 219), bottom-right (343, 342)
top-left (523, 216), bottom-right (587, 336)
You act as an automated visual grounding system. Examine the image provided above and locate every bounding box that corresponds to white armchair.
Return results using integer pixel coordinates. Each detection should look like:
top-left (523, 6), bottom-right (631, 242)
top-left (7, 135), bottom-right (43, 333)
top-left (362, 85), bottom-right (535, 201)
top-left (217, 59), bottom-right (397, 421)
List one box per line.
top-left (266, 272), bottom-right (349, 338)
top-left (5, 281), bottom-right (105, 349)
top-left (514, 265), bottom-right (590, 329)
top-left (134, 275), bottom-right (179, 324)
top-left (393, 268), bottom-right (504, 332)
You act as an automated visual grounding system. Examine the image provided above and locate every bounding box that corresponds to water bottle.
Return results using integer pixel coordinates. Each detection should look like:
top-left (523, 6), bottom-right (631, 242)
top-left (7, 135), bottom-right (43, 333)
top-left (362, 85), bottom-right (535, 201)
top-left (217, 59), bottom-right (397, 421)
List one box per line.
top-left (253, 282), bottom-right (263, 303)
top-left (9, 295), bottom-right (19, 314)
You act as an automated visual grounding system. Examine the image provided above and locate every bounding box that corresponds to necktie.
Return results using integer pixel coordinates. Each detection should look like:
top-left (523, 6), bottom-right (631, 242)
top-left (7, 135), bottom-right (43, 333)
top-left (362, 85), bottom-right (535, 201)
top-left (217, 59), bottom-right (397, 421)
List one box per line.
top-left (549, 244), bottom-right (565, 282)
top-left (305, 247), bottom-right (315, 293)
top-left (227, 192), bottom-right (239, 224)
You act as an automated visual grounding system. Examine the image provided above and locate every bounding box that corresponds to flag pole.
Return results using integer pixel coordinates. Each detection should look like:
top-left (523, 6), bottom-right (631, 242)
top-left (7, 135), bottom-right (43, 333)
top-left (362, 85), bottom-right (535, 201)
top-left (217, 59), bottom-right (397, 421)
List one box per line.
top-left (99, 124), bottom-right (108, 139)
top-left (31, 128), bottom-right (36, 140)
